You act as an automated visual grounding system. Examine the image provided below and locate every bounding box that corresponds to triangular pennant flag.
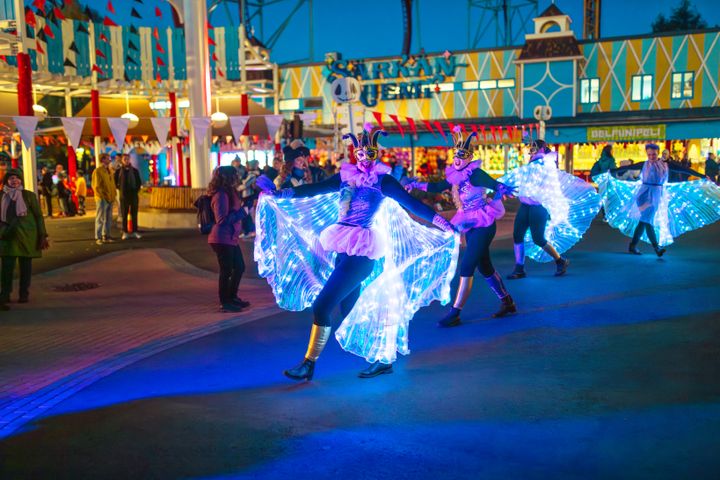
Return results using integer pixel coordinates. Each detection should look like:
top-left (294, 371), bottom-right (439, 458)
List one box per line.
top-left (155, 7), bottom-right (162, 17)
top-left (129, 25), bottom-right (138, 34)
top-left (69, 41), bottom-right (79, 53)
top-left (228, 116), bottom-right (250, 142)
top-left (35, 40), bottom-right (45, 54)
top-left (156, 57), bottom-right (165, 67)
top-left (103, 16), bottom-right (118, 27)
top-left (207, 20), bottom-right (213, 30)
top-left (108, 117), bottom-right (131, 150)
top-left (37, 28), bottom-right (47, 42)
top-left (53, 6), bottom-right (65, 20)
top-left (264, 115), bottom-right (284, 140)
top-left (433, 120), bottom-right (448, 142)
top-left (60, 117), bottom-right (85, 149)
top-left (43, 24), bottom-right (54, 39)
top-left (25, 9), bottom-right (37, 28)
top-left (208, 36), bottom-right (216, 46)
top-left (32, 0), bottom-right (45, 12)
top-left (131, 8), bottom-right (141, 19)
top-left (421, 119), bottom-right (436, 136)
top-left (107, 1), bottom-right (115, 14)
top-left (155, 42), bottom-right (165, 53)
top-left (95, 48), bottom-right (106, 59)
top-left (211, 52), bottom-right (218, 62)
top-left (190, 117), bottom-right (212, 143)
top-left (406, 117), bottom-right (418, 137)
top-left (152, 27), bottom-right (159, 40)
top-left (156, 72), bottom-right (162, 82)
top-left (63, 58), bottom-right (76, 68)
top-left (372, 111), bottom-right (385, 130)
top-left (76, 23), bottom-right (89, 34)
top-left (92, 64), bottom-right (104, 75)
top-left (125, 55), bottom-right (138, 65)
top-left (99, 32), bottom-right (109, 43)
top-left (388, 114), bottom-right (405, 137)
top-left (13, 116), bottom-right (39, 149)
top-left (216, 67), bottom-right (224, 77)
top-left (128, 40), bottom-right (139, 51)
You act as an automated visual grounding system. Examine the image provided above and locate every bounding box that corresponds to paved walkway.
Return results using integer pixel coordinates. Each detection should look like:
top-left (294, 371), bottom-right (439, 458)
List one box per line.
top-left (0, 249), bottom-right (280, 437)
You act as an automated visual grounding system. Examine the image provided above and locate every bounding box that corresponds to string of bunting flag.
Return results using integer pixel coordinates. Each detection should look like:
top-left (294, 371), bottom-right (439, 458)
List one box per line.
top-left (0, 114), bottom-right (286, 151)
top-left (369, 111), bottom-right (542, 145)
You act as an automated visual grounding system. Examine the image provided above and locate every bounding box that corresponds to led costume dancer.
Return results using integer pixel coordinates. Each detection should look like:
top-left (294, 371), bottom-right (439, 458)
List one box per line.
top-left (405, 128), bottom-right (516, 327)
top-left (596, 143), bottom-right (720, 256)
top-left (254, 126), bottom-right (458, 380)
top-left (499, 140), bottom-right (601, 278)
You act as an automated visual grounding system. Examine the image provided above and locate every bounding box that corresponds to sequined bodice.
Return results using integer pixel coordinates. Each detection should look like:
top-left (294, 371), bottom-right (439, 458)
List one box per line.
top-left (337, 181), bottom-right (385, 228)
top-left (446, 164), bottom-right (487, 211)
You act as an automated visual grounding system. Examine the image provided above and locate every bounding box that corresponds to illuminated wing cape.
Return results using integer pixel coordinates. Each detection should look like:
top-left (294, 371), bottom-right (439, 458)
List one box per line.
top-left (254, 193), bottom-right (459, 364)
top-left (595, 172), bottom-right (720, 246)
top-left (499, 153), bottom-right (602, 262)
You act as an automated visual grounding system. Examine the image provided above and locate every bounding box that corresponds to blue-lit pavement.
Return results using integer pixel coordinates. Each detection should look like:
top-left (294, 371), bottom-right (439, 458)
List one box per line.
top-left (1, 220), bottom-right (719, 479)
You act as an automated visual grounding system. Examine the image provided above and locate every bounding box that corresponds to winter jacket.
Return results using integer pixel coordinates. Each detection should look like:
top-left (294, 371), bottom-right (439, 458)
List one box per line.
top-left (0, 190), bottom-right (47, 258)
top-left (208, 189), bottom-right (246, 246)
top-left (114, 166), bottom-right (142, 198)
top-left (92, 165), bottom-right (116, 202)
top-left (590, 153), bottom-right (617, 180)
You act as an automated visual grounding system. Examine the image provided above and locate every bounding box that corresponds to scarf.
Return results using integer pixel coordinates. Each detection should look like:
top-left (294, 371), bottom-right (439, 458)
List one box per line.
top-left (1, 185), bottom-right (27, 223)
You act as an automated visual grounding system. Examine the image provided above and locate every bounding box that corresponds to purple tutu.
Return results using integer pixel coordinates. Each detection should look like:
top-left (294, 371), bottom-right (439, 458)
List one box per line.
top-left (319, 223), bottom-right (387, 259)
top-left (450, 200), bottom-right (505, 232)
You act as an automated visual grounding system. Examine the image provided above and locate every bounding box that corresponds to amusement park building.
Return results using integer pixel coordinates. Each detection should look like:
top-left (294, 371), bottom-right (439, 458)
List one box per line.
top-left (278, 5), bottom-right (720, 175)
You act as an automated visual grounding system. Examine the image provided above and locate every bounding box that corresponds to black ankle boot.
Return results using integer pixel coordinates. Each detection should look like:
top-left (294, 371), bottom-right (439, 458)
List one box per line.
top-left (284, 358), bottom-right (315, 381)
top-left (654, 246), bottom-right (666, 257)
top-left (438, 307), bottom-right (462, 327)
top-left (358, 361), bottom-right (393, 378)
top-left (554, 257), bottom-right (569, 276)
top-left (507, 264), bottom-right (526, 279)
top-left (493, 295), bottom-right (517, 318)
top-left (628, 244), bottom-right (642, 255)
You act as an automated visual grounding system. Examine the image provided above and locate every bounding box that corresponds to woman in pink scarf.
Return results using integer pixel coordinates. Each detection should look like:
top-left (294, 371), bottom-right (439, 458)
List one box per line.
top-left (0, 169), bottom-right (49, 310)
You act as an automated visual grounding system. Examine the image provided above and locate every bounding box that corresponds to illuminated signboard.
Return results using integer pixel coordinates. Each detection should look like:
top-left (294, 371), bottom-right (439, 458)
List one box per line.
top-left (587, 124), bottom-right (666, 142)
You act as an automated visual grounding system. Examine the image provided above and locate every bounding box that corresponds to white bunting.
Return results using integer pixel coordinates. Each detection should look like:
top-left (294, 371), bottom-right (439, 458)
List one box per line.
top-left (60, 117), bottom-right (86, 150)
top-left (150, 117), bottom-right (173, 145)
top-left (264, 114), bottom-right (284, 140)
top-left (107, 117), bottom-right (131, 150)
top-left (228, 115), bottom-right (250, 143)
top-left (13, 116), bottom-right (39, 149)
top-left (190, 117), bottom-right (212, 143)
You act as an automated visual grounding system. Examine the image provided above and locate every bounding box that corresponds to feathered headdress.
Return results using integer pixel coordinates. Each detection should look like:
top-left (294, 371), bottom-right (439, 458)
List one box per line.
top-left (343, 122), bottom-right (387, 152)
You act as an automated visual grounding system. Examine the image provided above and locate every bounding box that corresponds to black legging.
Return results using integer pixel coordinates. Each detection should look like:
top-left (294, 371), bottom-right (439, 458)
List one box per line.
top-left (312, 253), bottom-right (375, 326)
top-left (459, 223), bottom-right (497, 277)
top-left (1, 256), bottom-right (32, 300)
top-left (513, 203), bottom-right (549, 247)
top-left (631, 221), bottom-right (659, 248)
top-left (211, 244), bottom-right (246, 304)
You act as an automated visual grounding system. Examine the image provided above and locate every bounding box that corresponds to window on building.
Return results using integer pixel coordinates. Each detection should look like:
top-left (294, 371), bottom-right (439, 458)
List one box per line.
top-left (497, 78), bottom-right (515, 88)
top-left (580, 78), bottom-right (600, 104)
top-left (631, 74), bottom-right (653, 101)
top-left (479, 80), bottom-right (497, 90)
top-left (671, 71), bottom-right (694, 99)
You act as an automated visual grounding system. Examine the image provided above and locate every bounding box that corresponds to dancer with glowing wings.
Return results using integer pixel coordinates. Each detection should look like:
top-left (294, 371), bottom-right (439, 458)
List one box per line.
top-left (254, 125), bottom-right (459, 380)
top-left (405, 127), bottom-right (516, 327)
top-left (596, 142), bottom-right (720, 256)
top-left (499, 139), bottom-right (602, 279)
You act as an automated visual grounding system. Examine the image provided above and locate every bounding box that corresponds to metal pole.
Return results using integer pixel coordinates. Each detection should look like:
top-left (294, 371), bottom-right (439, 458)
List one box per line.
top-left (88, 21), bottom-right (101, 168)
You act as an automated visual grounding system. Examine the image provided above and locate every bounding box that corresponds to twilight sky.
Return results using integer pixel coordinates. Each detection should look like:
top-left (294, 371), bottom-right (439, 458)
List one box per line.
top-left (76, 0), bottom-right (720, 64)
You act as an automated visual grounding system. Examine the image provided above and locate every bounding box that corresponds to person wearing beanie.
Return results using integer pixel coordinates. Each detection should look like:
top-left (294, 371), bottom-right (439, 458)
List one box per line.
top-left (0, 169), bottom-right (49, 308)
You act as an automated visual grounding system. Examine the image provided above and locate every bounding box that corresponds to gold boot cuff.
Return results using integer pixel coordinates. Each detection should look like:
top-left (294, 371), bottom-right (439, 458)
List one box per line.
top-left (304, 325), bottom-right (332, 361)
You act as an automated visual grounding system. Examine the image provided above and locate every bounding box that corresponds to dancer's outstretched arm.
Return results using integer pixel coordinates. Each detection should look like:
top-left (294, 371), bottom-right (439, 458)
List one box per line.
top-left (381, 175), bottom-right (454, 231)
top-left (611, 162), bottom-right (644, 176)
top-left (669, 165), bottom-right (707, 179)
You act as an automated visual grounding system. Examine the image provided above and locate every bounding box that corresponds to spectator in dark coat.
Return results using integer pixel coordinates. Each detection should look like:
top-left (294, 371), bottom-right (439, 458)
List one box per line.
top-left (705, 153), bottom-right (719, 184)
top-left (114, 154), bottom-right (143, 240)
